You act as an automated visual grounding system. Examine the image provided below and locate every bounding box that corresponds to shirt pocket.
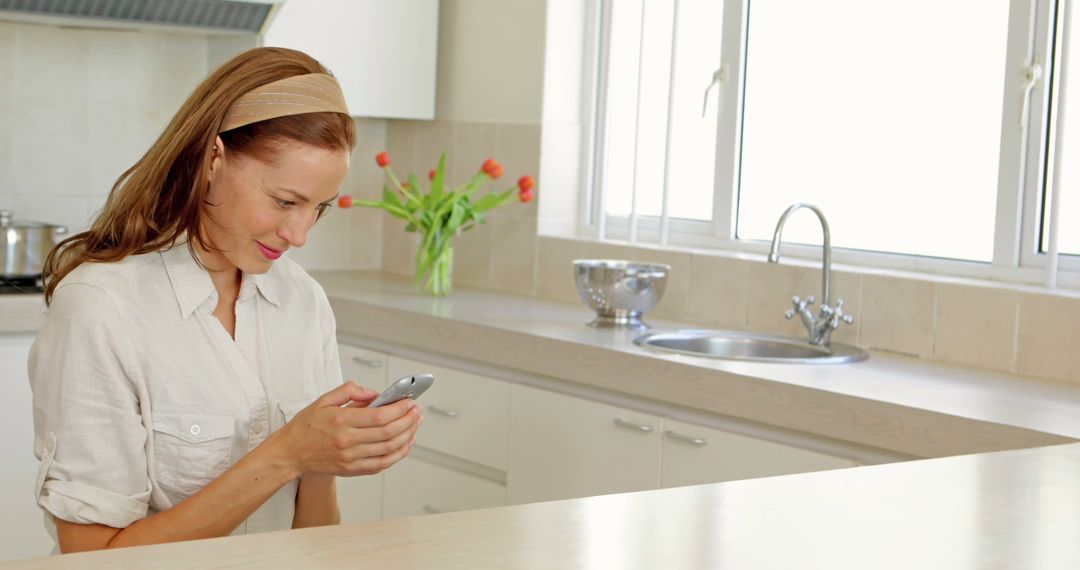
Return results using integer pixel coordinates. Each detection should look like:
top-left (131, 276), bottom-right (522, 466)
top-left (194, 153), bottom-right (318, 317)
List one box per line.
top-left (151, 407), bottom-right (235, 497)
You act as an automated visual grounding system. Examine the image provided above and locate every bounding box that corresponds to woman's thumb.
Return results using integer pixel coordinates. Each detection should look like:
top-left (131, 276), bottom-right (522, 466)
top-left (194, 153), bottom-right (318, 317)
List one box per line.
top-left (320, 381), bottom-right (377, 407)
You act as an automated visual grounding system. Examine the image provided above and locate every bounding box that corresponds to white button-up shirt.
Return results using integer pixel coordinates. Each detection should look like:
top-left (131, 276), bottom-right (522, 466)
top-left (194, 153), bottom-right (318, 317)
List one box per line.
top-left (28, 241), bottom-right (343, 544)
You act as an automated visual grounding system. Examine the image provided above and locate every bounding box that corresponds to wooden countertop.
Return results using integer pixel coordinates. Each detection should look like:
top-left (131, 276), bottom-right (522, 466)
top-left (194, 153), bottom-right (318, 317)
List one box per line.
top-left (313, 271), bottom-right (1080, 458)
top-left (11, 442), bottom-right (1080, 569)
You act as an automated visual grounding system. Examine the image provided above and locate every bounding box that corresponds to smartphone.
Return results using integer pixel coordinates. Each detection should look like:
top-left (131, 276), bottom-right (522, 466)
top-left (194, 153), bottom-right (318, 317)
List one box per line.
top-left (368, 373), bottom-right (435, 408)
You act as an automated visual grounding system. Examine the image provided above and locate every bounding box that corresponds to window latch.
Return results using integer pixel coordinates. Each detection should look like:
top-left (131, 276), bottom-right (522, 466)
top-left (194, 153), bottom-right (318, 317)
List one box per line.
top-left (702, 63), bottom-right (729, 117)
top-left (1020, 61), bottom-right (1043, 127)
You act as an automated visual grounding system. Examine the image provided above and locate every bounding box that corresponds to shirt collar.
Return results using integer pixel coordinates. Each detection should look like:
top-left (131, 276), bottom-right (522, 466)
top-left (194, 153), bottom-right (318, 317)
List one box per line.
top-left (161, 240), bottom-right (281, 319)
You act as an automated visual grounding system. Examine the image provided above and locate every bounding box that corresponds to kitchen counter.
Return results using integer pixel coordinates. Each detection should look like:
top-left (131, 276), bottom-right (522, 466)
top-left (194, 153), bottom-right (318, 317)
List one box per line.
top-left (314, 271), bottom-right (1080, 458)
top-left (9, 441), bottom-right (1079, 569)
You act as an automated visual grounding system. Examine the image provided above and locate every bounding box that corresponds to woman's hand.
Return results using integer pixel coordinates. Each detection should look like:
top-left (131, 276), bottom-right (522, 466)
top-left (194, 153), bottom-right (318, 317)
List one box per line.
top-left (270, 381), bottom-right (422, 478)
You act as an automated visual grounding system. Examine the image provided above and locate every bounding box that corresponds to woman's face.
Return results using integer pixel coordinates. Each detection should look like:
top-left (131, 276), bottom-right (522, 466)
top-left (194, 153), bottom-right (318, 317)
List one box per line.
top-left (203, 135), bottom-right (350, 275)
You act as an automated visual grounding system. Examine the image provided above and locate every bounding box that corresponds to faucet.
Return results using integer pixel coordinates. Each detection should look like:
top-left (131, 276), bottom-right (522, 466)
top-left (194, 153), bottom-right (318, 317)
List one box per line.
top-left (767, 203), bottom-right (854, 347)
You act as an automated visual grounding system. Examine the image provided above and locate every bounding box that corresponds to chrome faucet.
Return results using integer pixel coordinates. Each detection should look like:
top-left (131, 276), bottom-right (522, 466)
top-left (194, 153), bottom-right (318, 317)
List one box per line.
top-left (768, 203), bottom-right (854, 347)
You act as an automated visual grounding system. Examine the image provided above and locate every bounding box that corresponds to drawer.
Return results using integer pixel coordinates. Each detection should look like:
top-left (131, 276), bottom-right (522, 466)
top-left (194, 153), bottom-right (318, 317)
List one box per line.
top-left (382, 457), bottom-right (505, 519)
top-left (339, 344), bottom-right (390, 389)
top-left (388, 356), bottom-right (509, 470)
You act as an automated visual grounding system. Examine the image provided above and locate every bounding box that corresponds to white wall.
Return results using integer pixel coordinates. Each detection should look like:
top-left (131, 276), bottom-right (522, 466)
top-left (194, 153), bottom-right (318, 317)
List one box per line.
top-left (0, 21), bottom-right (384, 272)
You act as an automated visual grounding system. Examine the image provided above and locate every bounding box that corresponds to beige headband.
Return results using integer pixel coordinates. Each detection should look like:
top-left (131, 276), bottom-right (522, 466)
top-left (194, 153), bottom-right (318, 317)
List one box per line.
top-left (219, 73), bottom-right (350, 133)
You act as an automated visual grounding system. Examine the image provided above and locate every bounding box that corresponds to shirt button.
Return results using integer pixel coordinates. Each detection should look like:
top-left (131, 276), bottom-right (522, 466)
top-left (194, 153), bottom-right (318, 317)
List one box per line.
top-left (190, 424), bottom-right (201, 436)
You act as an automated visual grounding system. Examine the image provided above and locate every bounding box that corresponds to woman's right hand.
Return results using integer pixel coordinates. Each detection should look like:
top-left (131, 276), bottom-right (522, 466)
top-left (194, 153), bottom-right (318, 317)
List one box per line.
top-left (270, 381), bottom-right (422, 478)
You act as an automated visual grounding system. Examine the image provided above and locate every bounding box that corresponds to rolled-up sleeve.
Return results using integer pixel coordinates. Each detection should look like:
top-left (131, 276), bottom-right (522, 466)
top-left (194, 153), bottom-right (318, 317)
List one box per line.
top-left (29, 283), bottom-right (150, 528)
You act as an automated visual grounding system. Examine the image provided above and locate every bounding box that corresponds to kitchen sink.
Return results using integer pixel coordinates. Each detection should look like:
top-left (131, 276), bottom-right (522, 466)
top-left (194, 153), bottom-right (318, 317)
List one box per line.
top-left (633, 329), bottom-right (869, 364)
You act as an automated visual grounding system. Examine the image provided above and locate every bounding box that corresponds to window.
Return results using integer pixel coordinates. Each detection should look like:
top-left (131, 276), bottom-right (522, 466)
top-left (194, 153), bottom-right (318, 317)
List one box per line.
top-left (587, 0), bottom-right (1076, 285)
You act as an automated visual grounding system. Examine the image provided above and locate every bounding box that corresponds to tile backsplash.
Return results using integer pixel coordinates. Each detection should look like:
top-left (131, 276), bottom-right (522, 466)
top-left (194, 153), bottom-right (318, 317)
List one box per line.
top-left (0, 21), bottom-right (383, 272)
top-left (380, 118), bottom-right (1080, 387)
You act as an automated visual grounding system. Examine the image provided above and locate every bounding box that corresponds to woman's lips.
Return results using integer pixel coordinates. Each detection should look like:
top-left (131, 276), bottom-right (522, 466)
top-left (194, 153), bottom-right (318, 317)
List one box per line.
top-left (256, 241), bottom-right (284, 260)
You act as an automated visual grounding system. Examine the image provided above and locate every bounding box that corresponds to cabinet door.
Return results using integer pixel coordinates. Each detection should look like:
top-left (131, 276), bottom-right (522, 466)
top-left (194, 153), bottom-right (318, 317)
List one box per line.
top-left (339, 344), bottom-right (389, 390)
top-left (262, 0), bottom-right (438, 119)
top-left (337, 474), bottom-right (383, 524)
top-left (0, 334), bottom-right (53, 561)
top-left (661, 419), bottom-right (858, 488)
top-left (382, 457), bottom-right (505, 519)
top-left (388, 356), bottom-right (509, 471)
top-left (507, 385), bottom-right (662, 505)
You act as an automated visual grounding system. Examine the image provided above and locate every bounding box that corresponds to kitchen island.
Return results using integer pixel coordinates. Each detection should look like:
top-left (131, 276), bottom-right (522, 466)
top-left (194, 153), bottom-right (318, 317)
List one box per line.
top-left (6, 271), bottom-right (1080, 567)
top-left (7, 441), bottom-right (1079, 569)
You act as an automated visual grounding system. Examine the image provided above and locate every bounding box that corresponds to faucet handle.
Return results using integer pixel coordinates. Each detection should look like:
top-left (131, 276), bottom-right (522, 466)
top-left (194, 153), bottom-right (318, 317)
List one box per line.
top-left (785, 295), bottom-right (813, 320)
top-left (828, 298), bottom-right (855, 328)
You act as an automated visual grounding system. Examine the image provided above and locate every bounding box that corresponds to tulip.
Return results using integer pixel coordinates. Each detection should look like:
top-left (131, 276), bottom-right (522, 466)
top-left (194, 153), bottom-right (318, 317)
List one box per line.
top-left (481, 158), bottom-right (503, 179)
top-left (376, 151), bottom-right (391, 168)
top-left (338, 195), bottom-right (354, 208)
top-left (429, 169), bottom-right (437, 181)
top-left (518, 189), bottom-right (534, 203)
top-left (517, 175), bottom-right (535, 192)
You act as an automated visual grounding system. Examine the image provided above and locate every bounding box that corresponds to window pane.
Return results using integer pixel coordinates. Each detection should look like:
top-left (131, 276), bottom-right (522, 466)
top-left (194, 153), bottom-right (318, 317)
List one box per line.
top-left (737, 0), bottom-right (1009, 261)
top-left (1044, 6), bottom-right (1080, 256)
top-left (601, 0), bottom-right (723, 221)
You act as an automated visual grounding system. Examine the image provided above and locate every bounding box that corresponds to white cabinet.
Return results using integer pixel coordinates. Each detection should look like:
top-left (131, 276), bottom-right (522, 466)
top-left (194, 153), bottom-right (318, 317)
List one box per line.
top-left (382, 457), bottom-right (505, 519)
top-left (660, 419), bottom-right (858, 489)
top-left (0, 333), bottom-right (53, 561)
top-left (387, 356), bottom-right (509, 471)
top-left (507, 384), bottom-right (663, 505)
top-left (262, 0), bottom-right (439, 119)
top-left (336, 344), bottom-right (389, 524)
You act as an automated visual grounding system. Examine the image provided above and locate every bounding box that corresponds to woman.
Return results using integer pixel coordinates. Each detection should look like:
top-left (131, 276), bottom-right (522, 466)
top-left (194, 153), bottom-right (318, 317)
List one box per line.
top-left (28, 47), bottom-right (421, 553)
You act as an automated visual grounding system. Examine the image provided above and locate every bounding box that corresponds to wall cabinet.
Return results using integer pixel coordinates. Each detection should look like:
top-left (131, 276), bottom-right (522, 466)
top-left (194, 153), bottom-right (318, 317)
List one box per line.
top-left (262, 0), bottom-right (439, 120)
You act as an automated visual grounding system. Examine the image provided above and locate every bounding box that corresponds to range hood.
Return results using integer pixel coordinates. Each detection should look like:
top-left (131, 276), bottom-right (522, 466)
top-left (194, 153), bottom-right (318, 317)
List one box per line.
top-left (0, 0), bottom-right (282, 35)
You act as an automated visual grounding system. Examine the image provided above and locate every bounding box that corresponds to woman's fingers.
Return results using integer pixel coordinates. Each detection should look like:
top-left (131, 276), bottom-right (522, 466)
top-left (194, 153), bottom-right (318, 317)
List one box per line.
top-left (317, 381), bottom-right (377, 408)
top-left (344, 434), bottom-right (418, 476)
top-left (343, 417), bottom-right (421, 463)
top-left (339, 397), bottom-right (417, 429)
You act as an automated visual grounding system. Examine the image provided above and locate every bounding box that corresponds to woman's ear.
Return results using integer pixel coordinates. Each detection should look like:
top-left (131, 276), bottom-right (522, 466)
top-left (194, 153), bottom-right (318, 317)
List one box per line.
top-left (207, 135), bottom-right (225, 182)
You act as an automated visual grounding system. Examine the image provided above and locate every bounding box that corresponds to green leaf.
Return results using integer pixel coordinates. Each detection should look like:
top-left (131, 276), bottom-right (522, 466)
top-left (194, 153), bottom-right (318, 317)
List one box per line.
top-left (446, 201), bottom-right (466, 234)
top-left (408, 173), bottom-right (425, 208)
top-left (431, 152), bottom-right (446, 202)
top-left (472, 189), bottom-right (514, 213)
top-left (382, 185), bottom-right (402, 209)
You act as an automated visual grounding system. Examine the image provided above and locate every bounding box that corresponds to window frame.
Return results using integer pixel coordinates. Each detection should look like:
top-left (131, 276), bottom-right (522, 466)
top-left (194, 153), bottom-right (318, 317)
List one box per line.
top-left (580, 0), bottom-right (1080, 289)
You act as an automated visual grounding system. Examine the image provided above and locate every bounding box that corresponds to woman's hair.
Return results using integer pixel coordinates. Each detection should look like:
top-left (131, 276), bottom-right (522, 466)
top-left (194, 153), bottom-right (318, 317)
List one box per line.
top-left (43, 47), bottom-right (356, 305)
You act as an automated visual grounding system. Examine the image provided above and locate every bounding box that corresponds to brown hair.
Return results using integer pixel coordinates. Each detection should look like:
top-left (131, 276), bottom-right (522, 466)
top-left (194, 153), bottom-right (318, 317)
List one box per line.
top-left (43, 47), bottom-right (356, 305)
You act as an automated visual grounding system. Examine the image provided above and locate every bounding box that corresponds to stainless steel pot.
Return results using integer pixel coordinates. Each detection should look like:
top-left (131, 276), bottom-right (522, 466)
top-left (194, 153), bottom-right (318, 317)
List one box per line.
top-left (1, 210), bottom-right (68, 279)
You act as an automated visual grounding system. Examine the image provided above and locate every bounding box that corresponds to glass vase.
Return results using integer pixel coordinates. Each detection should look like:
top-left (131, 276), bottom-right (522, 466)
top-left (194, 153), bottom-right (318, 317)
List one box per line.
top-left (415, 235), bottom-right (454, 297)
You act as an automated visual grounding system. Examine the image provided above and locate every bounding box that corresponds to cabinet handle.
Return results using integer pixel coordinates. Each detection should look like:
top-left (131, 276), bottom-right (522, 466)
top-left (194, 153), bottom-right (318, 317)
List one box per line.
top-left (427, 405), bottom-right (460, 418)
top-left (351, 356), bottom-right (383, 368)
top-left (422, 504), bottom-right (444, 514)
top-left (613, 418), bottom-right (655, 433)
top-left (664, 430), bottom-right (708, 446)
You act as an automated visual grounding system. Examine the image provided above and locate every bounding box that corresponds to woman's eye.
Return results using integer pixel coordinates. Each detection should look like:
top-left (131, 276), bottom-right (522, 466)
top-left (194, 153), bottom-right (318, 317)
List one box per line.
top-left (276, 198), bottom-right (295, 209)
top-left (315, 203), bottom-right (331, 218)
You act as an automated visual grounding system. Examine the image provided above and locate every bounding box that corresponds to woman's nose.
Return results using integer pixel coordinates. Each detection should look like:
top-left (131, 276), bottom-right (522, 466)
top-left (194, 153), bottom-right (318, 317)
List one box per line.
top-left (277, 213), bottom-right (311, 248)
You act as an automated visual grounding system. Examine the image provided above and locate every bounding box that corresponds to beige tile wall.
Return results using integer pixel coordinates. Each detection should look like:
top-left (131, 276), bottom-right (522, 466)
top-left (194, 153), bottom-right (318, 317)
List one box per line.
top-left (380, 119), bottom-right (1080, 386)
top-left (0, 21), bottom-right (383, 272)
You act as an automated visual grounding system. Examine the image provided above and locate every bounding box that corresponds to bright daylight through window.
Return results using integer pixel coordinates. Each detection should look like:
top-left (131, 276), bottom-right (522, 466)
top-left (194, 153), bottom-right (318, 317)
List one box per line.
top-left (592, 0), bottom-right (1077, 279)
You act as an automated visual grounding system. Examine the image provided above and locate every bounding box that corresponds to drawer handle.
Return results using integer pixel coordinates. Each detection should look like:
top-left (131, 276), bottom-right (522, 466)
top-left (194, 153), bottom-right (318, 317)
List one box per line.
top-left (428, 405), bottom-right (460, 418)
top-left (422, 504), bottom-right (444, 514)
top-left (664, 430), bottom-right (708, 446)
top-left (613, 418), bottom-right (654, 433)
top-left (351, 356), bottom-right (383, 368)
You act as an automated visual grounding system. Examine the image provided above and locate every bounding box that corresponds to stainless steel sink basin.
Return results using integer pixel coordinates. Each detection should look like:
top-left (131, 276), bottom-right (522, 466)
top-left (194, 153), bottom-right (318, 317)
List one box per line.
top-left (633, 329), bottom-right (869, 364)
